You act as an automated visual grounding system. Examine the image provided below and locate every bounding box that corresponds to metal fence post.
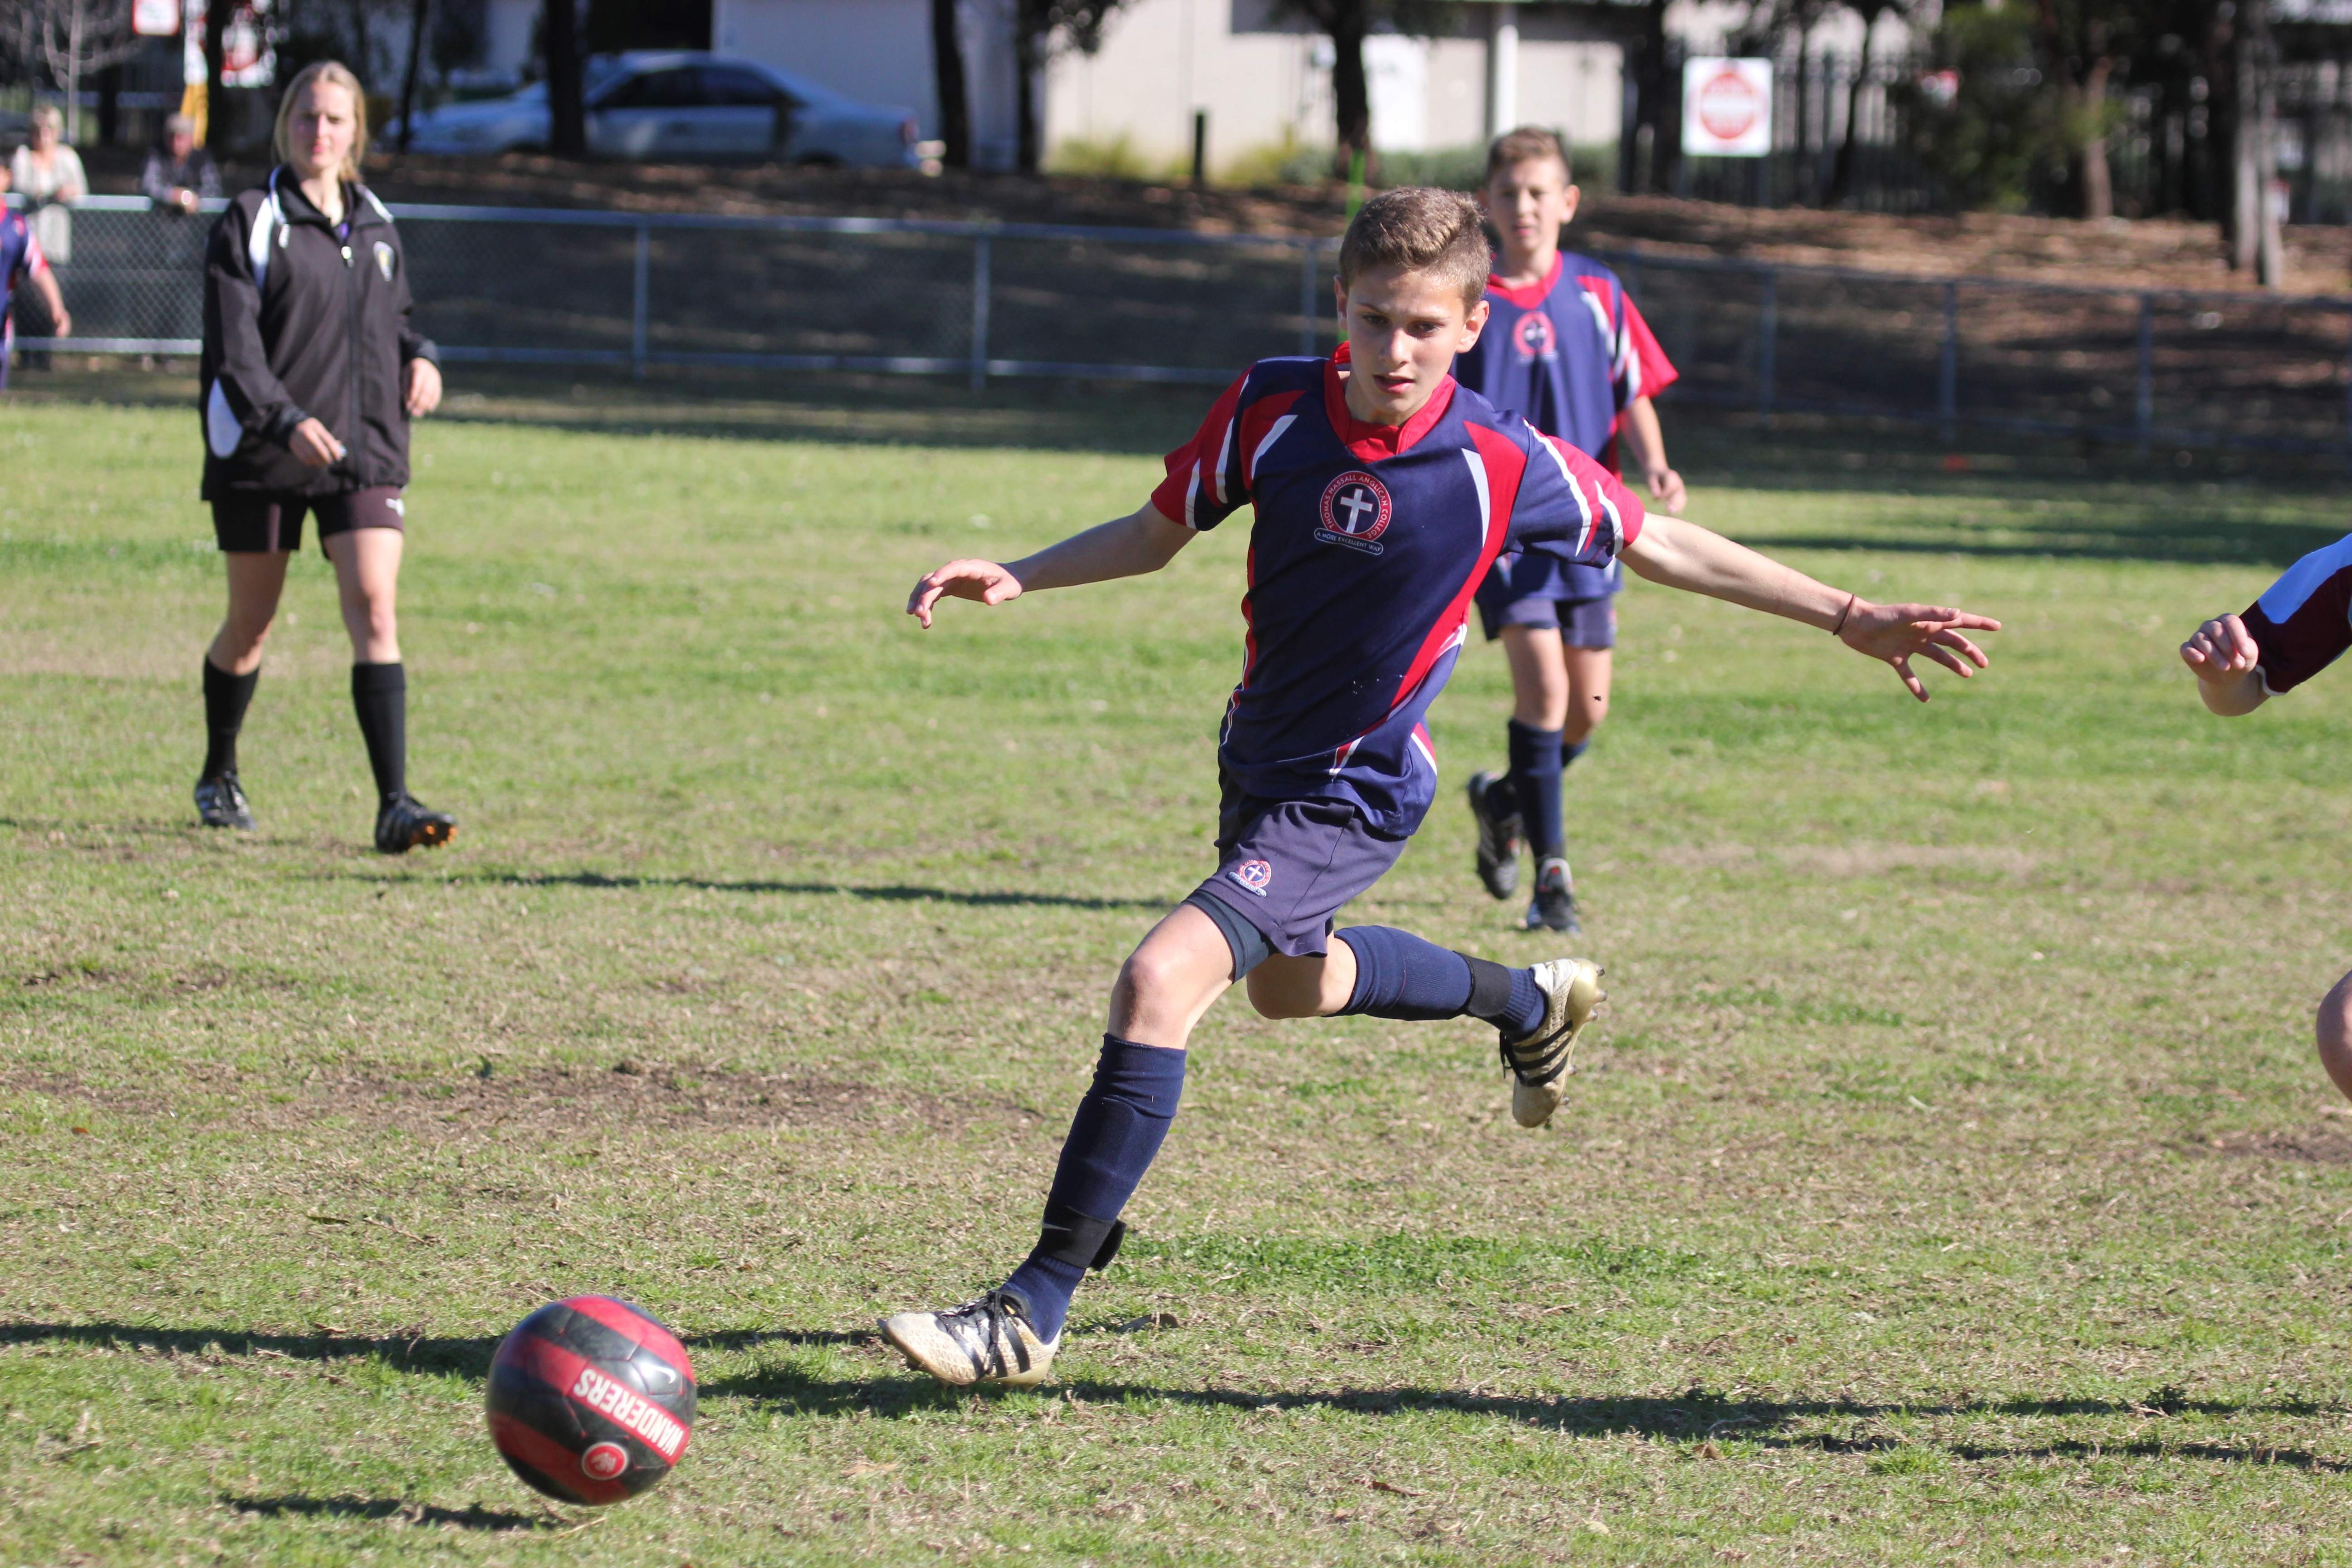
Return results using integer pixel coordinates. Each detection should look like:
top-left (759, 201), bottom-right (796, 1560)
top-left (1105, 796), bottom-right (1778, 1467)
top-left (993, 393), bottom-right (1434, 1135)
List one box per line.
top-left (1938, 281), bottom-right (1959, 446)
top-left (2134, 292), bottom-right (2155, 451)
top-left (1756, 268), bottom-right (1777, 423)
top-left (970, 235), bottom-right (992, 390)
top-left (1299, 240), bottom-right (1319, 356)
top-left (631, 224), bottom-right (650, 382)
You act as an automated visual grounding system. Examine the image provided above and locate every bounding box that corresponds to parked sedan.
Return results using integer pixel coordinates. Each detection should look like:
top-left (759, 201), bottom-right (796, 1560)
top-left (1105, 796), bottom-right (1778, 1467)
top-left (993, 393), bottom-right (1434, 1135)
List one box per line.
top-left (393, 52), bottom-right (920, 167)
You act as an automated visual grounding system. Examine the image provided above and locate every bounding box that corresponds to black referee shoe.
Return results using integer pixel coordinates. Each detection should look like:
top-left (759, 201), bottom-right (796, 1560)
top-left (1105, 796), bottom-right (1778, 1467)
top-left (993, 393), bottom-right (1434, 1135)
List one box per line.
top-left (374, 792), bottom-right (456, 855)
top-left (1466, 771), bottom-right (1522, 900)
top-left (194, 773), bottom-right (256, 832)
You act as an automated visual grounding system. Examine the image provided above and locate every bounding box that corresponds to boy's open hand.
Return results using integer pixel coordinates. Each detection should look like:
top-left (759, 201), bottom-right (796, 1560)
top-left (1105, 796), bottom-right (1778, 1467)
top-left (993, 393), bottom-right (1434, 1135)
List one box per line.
top-left (1836, 602), bottom-right (2001, 702)
top-left (2179, 612), bottom-right (2259, 682)
top-left (907, 559), bottom-right (1023, 628)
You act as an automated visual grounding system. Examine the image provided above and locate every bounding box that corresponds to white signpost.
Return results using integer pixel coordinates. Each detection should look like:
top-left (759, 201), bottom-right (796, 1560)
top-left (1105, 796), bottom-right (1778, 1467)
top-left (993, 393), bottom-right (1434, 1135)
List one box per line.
top-left (1682, 57), bottom-right (1774, 158)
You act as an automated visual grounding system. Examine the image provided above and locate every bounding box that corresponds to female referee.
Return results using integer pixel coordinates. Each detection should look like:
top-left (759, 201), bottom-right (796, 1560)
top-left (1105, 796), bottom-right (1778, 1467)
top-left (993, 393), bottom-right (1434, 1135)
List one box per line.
top-left (194, 59), bottom-right (455, 853)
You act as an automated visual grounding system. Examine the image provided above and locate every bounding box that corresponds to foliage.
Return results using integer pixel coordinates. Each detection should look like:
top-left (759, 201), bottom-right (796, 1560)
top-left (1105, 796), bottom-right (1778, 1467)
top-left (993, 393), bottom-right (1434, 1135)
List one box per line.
top-left (1892, 2), bottom-right (2071, 212)
top-left (1044, 131), bottom-right (1178, 180)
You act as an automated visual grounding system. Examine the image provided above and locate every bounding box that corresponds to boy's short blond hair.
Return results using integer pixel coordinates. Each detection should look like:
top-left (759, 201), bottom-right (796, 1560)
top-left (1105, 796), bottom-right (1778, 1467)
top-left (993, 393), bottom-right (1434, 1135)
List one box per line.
top-left (1337, 186), bottom-right (1490, 309)
top-left (274, 60), bottom-right (368, 182)
top-left (1485, 126), bottom-right (1571, 184)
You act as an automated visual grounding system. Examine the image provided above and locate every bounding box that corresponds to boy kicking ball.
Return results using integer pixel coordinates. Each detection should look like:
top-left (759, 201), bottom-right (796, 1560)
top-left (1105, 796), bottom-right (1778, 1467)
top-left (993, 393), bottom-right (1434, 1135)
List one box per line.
top-left (1457, 127), bottom-right (1685, 934)
top-left (2182, 538), bottom-right (2352, 1104)
top-left (882, 188), bottom-right (1998, 1389)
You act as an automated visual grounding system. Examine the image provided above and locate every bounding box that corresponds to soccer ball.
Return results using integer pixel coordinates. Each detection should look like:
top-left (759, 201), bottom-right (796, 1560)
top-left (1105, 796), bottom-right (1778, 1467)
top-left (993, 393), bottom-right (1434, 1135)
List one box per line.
top-left (485, 1296), bottom-right (696, 1505)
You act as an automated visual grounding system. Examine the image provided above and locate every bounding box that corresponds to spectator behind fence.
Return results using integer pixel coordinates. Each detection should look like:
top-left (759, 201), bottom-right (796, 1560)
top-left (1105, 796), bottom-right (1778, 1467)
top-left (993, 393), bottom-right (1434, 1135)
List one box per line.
top-left (143, 114), bottom-right (221, 214)
top-left (13, 105), bottom-right (86, 265)
top-left (0, 162), bottom-right (70, 388)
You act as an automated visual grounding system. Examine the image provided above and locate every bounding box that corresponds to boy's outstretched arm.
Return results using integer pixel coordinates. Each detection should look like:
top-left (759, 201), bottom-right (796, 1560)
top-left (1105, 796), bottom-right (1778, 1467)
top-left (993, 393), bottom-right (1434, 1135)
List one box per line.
top-left (2179, 612), bottom-right (2268, 715)
top-left (907, 503), bottom-right (1192, 628)
top-left (1621, 510), bottom-right (1999, 702)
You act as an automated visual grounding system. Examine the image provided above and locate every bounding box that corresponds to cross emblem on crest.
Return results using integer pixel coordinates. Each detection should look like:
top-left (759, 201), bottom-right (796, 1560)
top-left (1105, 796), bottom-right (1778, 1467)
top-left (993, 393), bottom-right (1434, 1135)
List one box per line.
top-left (1315, 470), bottom-right (1393, 555)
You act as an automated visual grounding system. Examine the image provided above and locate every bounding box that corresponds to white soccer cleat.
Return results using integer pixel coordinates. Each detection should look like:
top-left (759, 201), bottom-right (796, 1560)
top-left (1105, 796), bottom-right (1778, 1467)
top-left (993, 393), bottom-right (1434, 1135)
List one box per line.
top-left (879, 1289), bottom-right (1059, 1388)
top-left (1500, 957), bottom-right (1605, 1129)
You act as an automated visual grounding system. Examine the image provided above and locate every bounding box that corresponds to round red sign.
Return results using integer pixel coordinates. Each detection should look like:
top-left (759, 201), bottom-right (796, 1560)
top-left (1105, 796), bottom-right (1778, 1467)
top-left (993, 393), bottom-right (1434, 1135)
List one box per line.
top-left (1697, 70), bottom-right (1759, 142)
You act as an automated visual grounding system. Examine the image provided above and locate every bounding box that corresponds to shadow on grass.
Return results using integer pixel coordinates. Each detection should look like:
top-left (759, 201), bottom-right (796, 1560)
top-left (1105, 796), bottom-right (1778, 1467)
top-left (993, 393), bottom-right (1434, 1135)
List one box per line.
top-left (13, 1321), bottom-right (2342, 1471)
top-left (225, 1495), bottom-right (552, 1531)
top-left (344, 869), bottom-right (1173, 912)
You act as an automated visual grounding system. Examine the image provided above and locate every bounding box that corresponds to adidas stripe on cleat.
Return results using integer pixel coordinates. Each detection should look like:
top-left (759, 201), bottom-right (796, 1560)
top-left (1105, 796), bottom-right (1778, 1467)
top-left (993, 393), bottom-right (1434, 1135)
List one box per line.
top-left (1499, 957), bottom-right (1605, 1129)
top-left (1466, 770), bottom-right (1522, 900)
top-left (879, 1289), bottom-right (1059, 1388)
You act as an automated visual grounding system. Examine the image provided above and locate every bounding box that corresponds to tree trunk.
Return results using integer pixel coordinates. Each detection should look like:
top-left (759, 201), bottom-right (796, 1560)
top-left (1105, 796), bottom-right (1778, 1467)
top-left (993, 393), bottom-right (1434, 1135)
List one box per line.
top-left (65, 0), bottom-right (85, 145)
top-left (2075, 55), bottom-right (2114, 220)
top-left (399, 0), bottom-right (431, 154)
top-left (930, 0), bottom-right (970, 168)
top-left (1329, 1), bottom-right (1370, 172)
top-left (2254, 0), bottom-right (2282, 287)
top-left (202, 0), bottom-right (231, 149)
top-left (1823, 5), bottom-right (1877, 208)
top-left (1634, 0), bottom-right (1669, 193)
top-left (544, 0), bottom-right (585, 157)
top-left (1014, 17), bottom-right (1039, 172)
top-left (2232, 0), bottom-right (2261, 272)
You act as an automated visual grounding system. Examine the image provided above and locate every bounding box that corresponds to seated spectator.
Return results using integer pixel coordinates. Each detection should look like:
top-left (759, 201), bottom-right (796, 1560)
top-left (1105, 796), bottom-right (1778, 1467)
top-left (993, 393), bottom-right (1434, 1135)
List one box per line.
top-left (142, 114), bottom-right (221, 213)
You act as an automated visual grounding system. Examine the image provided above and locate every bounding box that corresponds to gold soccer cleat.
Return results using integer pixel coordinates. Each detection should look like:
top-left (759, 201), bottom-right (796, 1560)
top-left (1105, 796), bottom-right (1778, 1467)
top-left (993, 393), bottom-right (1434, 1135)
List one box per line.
top-left (1500, 957), bottom-right (1605, 1128)
top-left (879, 1290), bottom-right (1059, 1388)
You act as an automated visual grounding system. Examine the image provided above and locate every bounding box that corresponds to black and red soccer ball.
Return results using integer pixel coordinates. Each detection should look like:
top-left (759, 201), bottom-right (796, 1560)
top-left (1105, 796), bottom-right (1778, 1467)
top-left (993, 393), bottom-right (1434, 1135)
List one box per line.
top-left (485, 1296), bottom-right (696, 1505)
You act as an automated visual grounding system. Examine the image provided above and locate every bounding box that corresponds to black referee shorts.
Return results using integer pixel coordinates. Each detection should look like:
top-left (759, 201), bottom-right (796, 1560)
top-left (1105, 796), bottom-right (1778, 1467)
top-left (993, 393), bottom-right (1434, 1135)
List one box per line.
top-left (212, 486), bottom-right (405, 554)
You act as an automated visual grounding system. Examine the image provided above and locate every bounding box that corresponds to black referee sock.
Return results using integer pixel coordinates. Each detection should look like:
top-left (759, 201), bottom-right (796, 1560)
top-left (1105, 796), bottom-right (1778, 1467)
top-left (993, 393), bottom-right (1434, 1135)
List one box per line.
top-left (350, 662), bottom-right (407, 806)
top-left (201, 658), bottom-right (258, 779)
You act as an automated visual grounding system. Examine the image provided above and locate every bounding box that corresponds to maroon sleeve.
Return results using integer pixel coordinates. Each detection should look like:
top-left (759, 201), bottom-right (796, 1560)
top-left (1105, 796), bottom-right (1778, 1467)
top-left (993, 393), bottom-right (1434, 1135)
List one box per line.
top-left (2240, 535), bottom-right (2352, 694)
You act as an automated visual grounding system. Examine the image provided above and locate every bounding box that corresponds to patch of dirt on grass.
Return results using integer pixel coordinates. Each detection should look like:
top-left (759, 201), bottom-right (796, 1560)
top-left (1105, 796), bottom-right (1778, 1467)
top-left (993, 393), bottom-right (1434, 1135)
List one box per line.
top-left (1640, 843), bottom-right (2039, 877)
top-left (2193, 1127), bottom-right (2352, 1165)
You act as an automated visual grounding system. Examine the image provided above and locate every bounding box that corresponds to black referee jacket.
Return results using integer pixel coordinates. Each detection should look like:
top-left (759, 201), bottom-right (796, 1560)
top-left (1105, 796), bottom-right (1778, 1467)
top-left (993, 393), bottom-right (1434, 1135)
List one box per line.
top-left (200, 167), bottom-right (437, 499)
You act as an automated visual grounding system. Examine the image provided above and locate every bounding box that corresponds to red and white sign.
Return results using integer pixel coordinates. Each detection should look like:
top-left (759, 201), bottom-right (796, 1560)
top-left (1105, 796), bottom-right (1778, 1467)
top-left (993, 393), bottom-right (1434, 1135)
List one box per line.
top-left (1682, 57), bottom-right (1773, 158)
top-left (133, 0), bottom-right (180, 39)
top-left (184, 0), bottom-right (273, 88)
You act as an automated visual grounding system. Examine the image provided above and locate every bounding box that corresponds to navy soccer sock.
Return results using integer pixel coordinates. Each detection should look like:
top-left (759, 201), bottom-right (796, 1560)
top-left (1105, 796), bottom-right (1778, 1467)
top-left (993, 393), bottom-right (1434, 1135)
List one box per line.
top-left (1001, 1035), bottom-right (1186, 1341)
top-left (1507, 720), bottom-right (1566, 859)
top-left (1336, 926), bottom-right (1547, 1037)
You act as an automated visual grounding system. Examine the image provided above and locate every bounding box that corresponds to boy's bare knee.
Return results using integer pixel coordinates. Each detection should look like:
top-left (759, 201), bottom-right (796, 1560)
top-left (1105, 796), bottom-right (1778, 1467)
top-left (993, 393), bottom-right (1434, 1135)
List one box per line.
top-left (1243, 970), bottom-right (1314, 1019)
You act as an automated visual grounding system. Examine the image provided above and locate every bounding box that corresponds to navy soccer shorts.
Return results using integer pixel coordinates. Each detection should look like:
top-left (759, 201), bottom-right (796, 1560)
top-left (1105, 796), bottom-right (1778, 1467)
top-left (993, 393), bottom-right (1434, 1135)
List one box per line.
top-left (1188, 781), bottom-right (1409, 960)
top-left (211, 486), bottom-right (405, 554)
top-left (1477, 589), bottom-right (1617, 648)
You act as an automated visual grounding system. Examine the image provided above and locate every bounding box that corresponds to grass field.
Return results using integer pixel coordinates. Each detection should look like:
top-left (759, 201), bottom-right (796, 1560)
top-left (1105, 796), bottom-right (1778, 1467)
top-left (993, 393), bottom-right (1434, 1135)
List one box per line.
top-left (7, 369), bottom-right (2352, 1565)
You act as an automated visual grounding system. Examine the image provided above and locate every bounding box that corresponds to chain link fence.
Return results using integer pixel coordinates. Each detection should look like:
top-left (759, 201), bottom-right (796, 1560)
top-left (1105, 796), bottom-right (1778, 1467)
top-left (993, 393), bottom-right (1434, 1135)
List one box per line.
top-left (17, 193), bottom-right (2352, 456)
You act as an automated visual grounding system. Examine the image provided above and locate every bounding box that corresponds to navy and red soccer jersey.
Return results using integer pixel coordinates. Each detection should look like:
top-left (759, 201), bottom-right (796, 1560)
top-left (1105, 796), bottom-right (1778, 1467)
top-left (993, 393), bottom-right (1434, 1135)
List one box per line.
top-left (1149, 346), bottom-right (1643, 835)
top-left (1455, 250), bottom-right (1675, 602)
top-left (2243, 533), bottom-right (2352, 695)
top-left (0, 210), bottom-right (46, 351)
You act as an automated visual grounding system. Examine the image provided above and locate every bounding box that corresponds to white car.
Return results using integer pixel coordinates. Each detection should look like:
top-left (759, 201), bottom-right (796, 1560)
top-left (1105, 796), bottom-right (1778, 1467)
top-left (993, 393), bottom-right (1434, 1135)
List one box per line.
top-left (394, 52), bottom-right (920, 167)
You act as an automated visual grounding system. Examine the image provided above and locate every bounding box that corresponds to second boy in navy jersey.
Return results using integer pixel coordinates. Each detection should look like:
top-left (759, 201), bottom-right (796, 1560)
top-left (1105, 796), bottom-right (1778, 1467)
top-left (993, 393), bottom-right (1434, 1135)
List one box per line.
top-left (882, 188), bottom-right (1997, 1389)
top-left (1456, 128), bottom-right (1685, 933)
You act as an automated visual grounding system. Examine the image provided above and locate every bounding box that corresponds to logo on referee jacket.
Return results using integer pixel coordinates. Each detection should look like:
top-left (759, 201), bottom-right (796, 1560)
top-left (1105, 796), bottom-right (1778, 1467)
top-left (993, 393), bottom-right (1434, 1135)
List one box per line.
top-left (1229, 859), bottom-right (1274, 897)
top-left (1315, 471), bottom-right (1392, 555)
top-left (1514, 310), bottom-right (1557, 361)
top-left (373, 241), bottom-right (396, 281)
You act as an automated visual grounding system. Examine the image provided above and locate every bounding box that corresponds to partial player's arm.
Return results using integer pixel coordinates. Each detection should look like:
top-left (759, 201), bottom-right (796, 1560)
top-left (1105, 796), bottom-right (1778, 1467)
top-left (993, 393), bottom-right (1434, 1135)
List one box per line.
top-left (2180, 536), bottom-right (2352, 714)
top-left (2179, 614), bottom-right (2267, 715)
top-left (1622, 509), bottom-right (1997, 702)
top-left (1614, 396), bottom-right (1684, 515)
top-left (24, 259), bottom-right (68, 339)
top-left (906, 503), bottom-right (1193, 628)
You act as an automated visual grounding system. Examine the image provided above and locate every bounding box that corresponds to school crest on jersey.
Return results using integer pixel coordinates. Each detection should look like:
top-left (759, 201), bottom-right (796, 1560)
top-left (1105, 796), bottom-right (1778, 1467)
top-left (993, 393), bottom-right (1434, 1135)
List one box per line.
top-left (1315, 471), bottom-right (1392, 555)
top-left (373, 241), bottom-right (395, 281)
top-left (1513, 310), bottom-right (1557, 361)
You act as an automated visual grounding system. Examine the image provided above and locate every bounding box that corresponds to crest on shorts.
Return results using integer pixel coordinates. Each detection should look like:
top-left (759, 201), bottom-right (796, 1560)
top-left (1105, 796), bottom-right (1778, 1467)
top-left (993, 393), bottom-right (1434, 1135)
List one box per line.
top-left (1229, 859), bottom-right (1274, 897)
top-left (1315, 471), bottom-right (1392, 555)
top-left (373, 241), bottom-right (395, 282)
top-left (1514, 310), bottom-right (1557, 360)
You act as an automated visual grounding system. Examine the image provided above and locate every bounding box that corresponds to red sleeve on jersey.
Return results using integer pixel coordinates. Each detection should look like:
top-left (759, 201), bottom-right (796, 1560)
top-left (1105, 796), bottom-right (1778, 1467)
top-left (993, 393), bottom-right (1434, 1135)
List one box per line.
top-left (2242, 534), bottom-right (2352, 694)
top-left (1616, 291), bottom-right (1676, 404)
top-left (1150, 372), bottom-right (1251, 531)
top-left (21, 225), bottom-right (46, 278)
